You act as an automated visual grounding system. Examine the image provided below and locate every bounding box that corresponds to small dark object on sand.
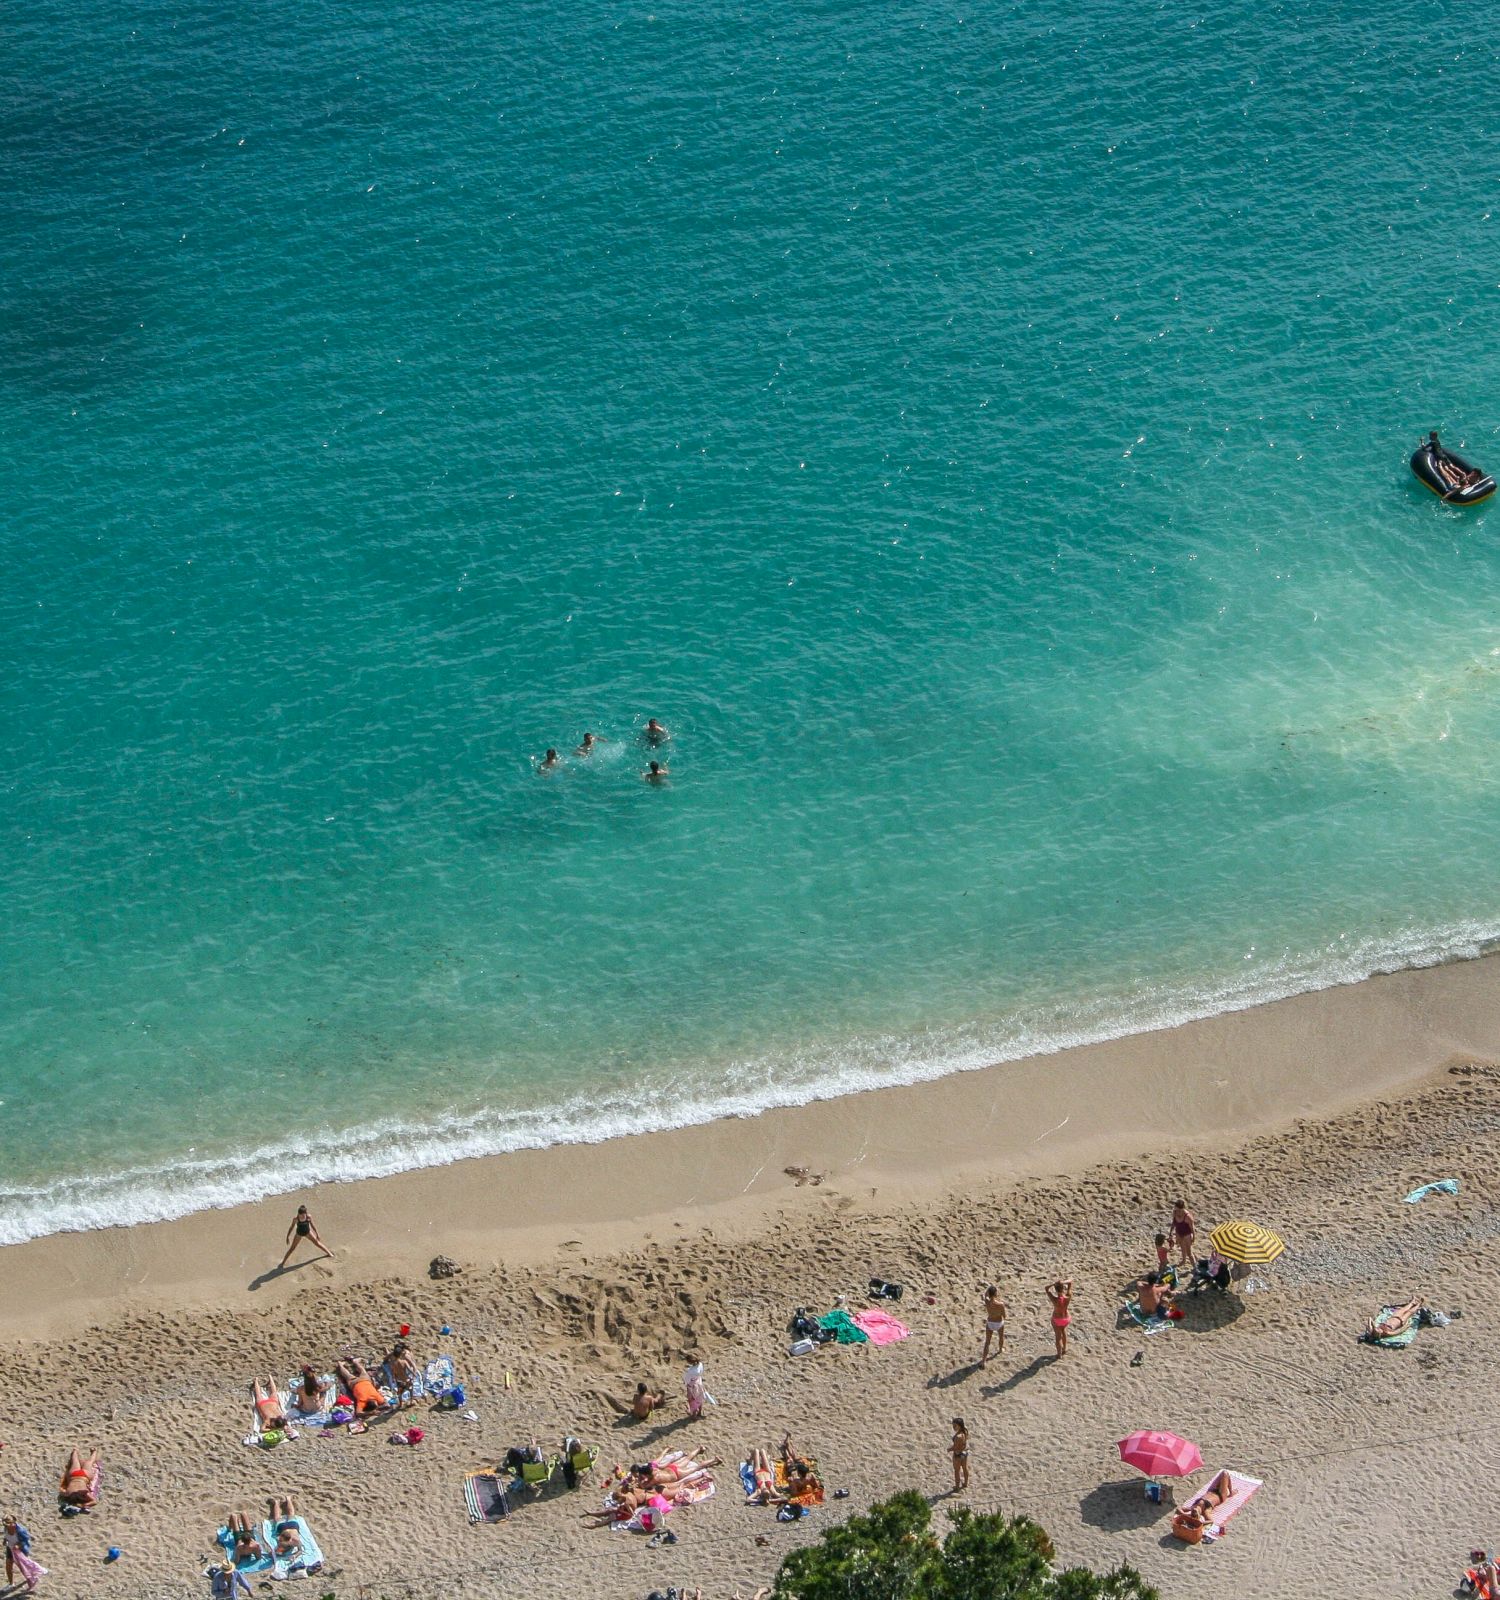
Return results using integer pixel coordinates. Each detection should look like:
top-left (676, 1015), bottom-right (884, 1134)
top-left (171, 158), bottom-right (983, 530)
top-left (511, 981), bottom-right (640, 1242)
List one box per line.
top-left (429, 1255), bottom-right (461, 1279)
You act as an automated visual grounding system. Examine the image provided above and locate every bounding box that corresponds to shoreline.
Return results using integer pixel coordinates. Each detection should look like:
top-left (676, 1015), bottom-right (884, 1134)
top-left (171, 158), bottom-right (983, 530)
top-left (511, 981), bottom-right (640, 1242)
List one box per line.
top-left (7, 947), bottom-right (1500, 1339)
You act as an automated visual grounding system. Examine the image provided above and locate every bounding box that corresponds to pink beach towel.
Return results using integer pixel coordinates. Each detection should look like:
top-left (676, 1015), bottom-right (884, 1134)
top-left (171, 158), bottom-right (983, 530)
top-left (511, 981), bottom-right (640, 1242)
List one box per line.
top-left (1180, 1470), bottom-right (1262, 1534)
top-left (852, 1308), bottom-right (910, 1345)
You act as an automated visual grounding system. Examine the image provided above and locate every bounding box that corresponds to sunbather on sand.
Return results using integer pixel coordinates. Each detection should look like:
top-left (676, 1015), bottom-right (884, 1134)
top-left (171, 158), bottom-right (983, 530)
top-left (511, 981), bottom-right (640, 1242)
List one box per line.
top-left (226, 1511), bottom-right (264, 1561)
top-left (268, 1498), bottom-right (301, 1559)
top-left (744, 1447), bottom-right (785, 1505)
top-left (334, 1358), bottom-right (386, 1416)
top-left (386, 1342), bottom-right (421, 1405)
top-left (292, 1368), bottom-right (329, 1413)
top-left (252, 1378), bottom-right (289, 1431)
top-left (778, 1434), bottom-right (818, 1492)
top-left (1367, 1298), bottom-right (1425, 1339)
top-left (630, 1456), bottom-right (721, 1489)
top-left (1196, 1470), bottom-right (1236, 1510)
top-left (578, 1484), bottom-right (650, 1525)
top-left (58, 1449), bottom-right (100, 1507)
top-left (601, 1382), bottom-right (667, 1420)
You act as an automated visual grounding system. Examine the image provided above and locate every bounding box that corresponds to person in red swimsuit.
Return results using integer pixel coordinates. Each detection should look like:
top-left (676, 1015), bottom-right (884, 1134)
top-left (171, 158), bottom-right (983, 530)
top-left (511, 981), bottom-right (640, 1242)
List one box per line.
top-left (1045, 1279), bottom-right (1073, 1357)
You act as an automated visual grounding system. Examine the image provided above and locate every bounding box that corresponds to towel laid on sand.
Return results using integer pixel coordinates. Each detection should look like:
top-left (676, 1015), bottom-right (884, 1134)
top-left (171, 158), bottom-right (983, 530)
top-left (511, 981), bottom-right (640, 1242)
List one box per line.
top-left (464, 1473), bottom-right (510, 1523)
top-left (263, 1516), bottom-right (325, 1579)
top-left (852, 1308), bottom-right (909, 1345)
top-left (1404, 1178), bottom-right (1460, 1203)
top-left (775, 1458), bottom-right (824, 1508)
top-left (1180, 1471), bottom-right (1262, 1537)
top-left (283, 1375), bottom-right (340, 1428)
top-left (1124, 1301), bottom-right (1175, 1335)
top-left (816, 1309), bottom-right (868, 1345)
top-left (1362, 1304), bottom-right (1426, 1348)
top-left (216, 1528), bottom-right (273, 1575)
top-left (380, 1353), bottom-right (456, 1405)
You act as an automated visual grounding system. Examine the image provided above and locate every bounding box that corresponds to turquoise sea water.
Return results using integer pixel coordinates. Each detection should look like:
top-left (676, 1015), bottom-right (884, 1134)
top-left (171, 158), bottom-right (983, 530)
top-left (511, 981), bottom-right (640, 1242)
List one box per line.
top-left (5, 0), bottom-right (1500, 1242)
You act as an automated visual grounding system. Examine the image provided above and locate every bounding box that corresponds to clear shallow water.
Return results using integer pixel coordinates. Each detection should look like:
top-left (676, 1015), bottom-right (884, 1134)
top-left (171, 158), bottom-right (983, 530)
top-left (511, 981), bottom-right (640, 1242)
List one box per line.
top-left (5, 0), bottom-right (1500, 1241)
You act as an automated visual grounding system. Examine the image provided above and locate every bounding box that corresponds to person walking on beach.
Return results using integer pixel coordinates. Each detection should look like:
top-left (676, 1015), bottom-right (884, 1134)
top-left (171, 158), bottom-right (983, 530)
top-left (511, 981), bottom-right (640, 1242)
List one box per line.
top-left (684, 1356), bottom-right (714, 1420)
top-left (1046, 1279), bottom-right (1073, 1357)
top-left (949, 1418), bottom-right (970, 1493)
top-left (4, 1516), bottom-right (46, 1593)
top-left (1170, 1199), bottom-right (1197, 1268)
top-left (979, 1286), bottom-right (1007, 1365)
top-left (279, 1205), bottom-right (334, 1268)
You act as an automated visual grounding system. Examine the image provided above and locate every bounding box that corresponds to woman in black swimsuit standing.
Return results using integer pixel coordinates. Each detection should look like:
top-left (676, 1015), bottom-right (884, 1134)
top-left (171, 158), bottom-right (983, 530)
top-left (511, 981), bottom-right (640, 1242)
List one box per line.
top-left (279, 1204), bottom-right (334, 1268)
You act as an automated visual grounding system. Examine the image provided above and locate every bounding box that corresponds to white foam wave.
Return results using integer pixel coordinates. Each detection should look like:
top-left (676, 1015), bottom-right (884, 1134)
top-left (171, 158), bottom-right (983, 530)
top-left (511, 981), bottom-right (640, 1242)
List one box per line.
top-left (3, 918), bottom-right (1497, 1247)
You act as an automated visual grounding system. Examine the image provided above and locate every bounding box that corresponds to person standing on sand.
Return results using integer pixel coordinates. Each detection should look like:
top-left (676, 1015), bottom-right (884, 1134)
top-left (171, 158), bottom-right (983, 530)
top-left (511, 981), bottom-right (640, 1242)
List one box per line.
top-left (979, 1286), bottom-right (1007, 1365)
top-left (1170, 1199), bottom-right (1196, 1268)
top-left (3, 1517), bottom-right (46, 1593)
top-left (1045, 1279), bottom-right (1073, 1357)
top-left (279, 1205), bottom-right (334, 1268)
top-left (684, 1356), bottom-right (714, 1419)
top-left (949, 1418), bottom-right (969, 1493)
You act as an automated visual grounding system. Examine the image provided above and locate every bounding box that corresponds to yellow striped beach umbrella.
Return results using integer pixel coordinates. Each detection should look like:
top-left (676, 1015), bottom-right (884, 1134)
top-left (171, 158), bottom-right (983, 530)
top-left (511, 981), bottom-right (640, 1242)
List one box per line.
top-left (1208, 1220), bottom-right (1285, 1265)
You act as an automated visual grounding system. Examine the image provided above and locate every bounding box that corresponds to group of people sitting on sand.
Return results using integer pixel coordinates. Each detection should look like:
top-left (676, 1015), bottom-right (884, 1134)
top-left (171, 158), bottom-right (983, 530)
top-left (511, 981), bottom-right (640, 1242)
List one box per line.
top-left (250, 1341), bottom-right (423, 1434)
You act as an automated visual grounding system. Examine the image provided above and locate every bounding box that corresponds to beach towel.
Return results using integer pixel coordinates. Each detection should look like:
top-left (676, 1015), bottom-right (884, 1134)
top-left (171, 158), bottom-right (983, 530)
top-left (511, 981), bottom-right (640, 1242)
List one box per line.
top-left (1404, 1178), bottom-right (1460, 1203)
top-left (60, 1458), bottom-right (102, 1510)
top-left (816, 1309), bottom-right (869, 1345)
top-left (1361, 1305), bottom-right (1423, 1348)
top-left (379, 1353), bottom-right (456, 1405)
top-left (261, 1516), bottom-right (325, 1580)
top-left (775, 1458), bottom-right (824, 1509)
top-left (216, 1527), bottom-right (274, 1576)
top-left (1180, 1471), bottom-right (1262, 1537)
top-left (1124, 1300), bottom-right (1174, 1335)
top-left (283, 1374), bottom-right (340, 1428)
top-left (463, 1473), bottom-right (510, 1523)
top-left (852, 1308), bottom-right (909, 1345)
top-left (739, 1460), bottom-right (758, 1497)
top-left (1463, 1565), bottom-right (1497, 1598)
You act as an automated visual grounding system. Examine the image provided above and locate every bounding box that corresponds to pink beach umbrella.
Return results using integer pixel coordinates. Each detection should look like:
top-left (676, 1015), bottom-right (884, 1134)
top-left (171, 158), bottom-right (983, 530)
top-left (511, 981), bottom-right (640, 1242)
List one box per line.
top-left (1116, 1430), bottom-right (1203, 1479)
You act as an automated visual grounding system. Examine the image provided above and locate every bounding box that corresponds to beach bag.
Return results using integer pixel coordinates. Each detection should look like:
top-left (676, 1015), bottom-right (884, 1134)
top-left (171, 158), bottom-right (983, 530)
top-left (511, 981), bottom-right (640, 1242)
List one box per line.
top-left (259, 1429), bottom-right (284, 1449)
top-left (788, 1337), bottom-right (816, 1357)
top-left (868, 1277), bottom-right (904, 1302)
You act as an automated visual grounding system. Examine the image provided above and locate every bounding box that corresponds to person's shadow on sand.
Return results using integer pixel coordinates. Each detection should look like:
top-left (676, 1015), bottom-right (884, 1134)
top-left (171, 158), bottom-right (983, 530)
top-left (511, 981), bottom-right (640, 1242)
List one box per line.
top-left (979, 1355), bottom-right (1050, 1397)
top-left (248, 1259), bottom-right (321, 1292)
top-left (635, 1413), bottom-right (698, 1446)
top-left (926, 1361), bottom-right (982, 1389)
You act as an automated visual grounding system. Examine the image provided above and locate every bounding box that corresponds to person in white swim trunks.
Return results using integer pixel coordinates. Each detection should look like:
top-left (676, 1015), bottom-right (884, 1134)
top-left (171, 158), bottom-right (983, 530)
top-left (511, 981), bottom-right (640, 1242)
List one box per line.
top-left (980, 1285), bottom-right (1007, 1365)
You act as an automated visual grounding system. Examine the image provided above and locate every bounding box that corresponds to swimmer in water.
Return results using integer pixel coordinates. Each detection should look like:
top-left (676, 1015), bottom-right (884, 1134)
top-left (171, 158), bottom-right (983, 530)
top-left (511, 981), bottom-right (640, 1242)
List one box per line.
top-left (575, 733), bottom-right (600, 756)
top-left (643, 760), bottom-right (669, 784)
top-left (539, 748), bottom-right (561, 772)
top-left (643, 718), bottom-right (670, 747)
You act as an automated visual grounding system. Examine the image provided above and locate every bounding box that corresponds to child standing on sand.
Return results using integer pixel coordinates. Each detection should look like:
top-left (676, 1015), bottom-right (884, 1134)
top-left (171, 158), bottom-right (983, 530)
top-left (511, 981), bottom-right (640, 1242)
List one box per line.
top-left (949, 1419), bottom-right (969, 1493)
top-left (1154, 1233), bottom-right (1170, 1274)
top-left (1046, 1279), bottom-right (1073, 1357)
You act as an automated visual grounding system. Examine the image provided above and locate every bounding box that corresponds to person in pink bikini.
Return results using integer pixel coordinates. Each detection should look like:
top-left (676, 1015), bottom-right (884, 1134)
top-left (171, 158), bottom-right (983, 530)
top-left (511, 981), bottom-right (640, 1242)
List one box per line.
top-left (1045, 1279), bottom-right (1073, 1357)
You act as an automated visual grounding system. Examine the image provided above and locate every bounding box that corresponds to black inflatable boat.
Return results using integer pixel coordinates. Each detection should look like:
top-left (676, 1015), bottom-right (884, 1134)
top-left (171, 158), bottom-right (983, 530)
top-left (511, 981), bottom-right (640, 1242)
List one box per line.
top-left (1411, 433), bottom-right (1496, 505)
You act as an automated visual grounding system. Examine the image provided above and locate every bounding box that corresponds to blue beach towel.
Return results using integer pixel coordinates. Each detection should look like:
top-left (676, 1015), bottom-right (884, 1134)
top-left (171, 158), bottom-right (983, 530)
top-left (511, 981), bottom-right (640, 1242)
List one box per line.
top-left (1403, 1178), bottom-right (1460, 1203)
top-left (262, 1517), bottom-right (325, 1580)
top-left (739, 1460), bottom-right (757, 1497)
top-left (216, 1527), bottom-right (273, 1576)
top-left (380, 1353), bottom-right (457, 1405)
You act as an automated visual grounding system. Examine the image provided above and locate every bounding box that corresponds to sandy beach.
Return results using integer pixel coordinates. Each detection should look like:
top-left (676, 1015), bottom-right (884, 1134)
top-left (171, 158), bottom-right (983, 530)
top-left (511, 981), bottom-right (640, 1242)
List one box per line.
top-left (4, 953), bottom-right (1500, 1597)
